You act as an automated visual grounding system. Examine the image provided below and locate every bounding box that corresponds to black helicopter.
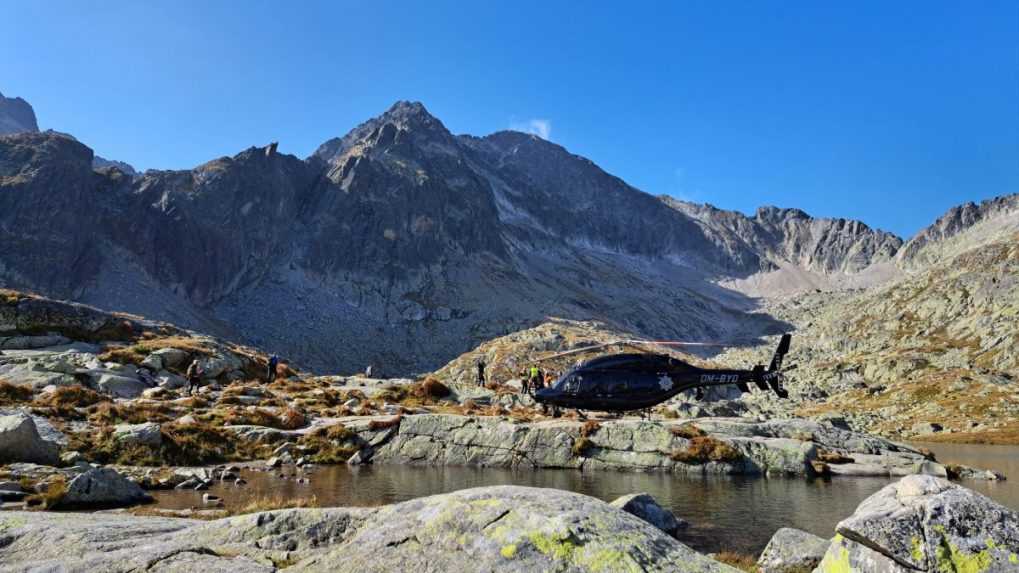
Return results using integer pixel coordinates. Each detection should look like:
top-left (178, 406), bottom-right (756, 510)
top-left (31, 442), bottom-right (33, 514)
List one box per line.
top-left (533, 334), bottom-right (791, 414)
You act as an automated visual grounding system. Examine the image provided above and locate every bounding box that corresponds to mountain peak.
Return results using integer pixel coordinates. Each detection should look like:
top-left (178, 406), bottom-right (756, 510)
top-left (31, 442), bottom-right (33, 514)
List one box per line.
top-left (312, 100), bottom-right (453, 164)
top-left (0, 90), bottom-right (39, 135)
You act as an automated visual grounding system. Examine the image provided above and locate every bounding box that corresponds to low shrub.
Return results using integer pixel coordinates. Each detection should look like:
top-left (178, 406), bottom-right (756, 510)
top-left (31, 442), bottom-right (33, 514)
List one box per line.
top-left (572, 436), bottom-right (594, 457)
top-left (278, 407), bottom-right (307, 430)
top-left (671, 436), bottom-right (742, 465)
top-left (309, 423), bottom-right (355, 441)
top-left (580, 420), bottom-right (601, 437)
top-left (419, 377), bottom-right (452, 399)
top-left (368, 415), bottom-right (403, 430)
top-left (817, 451), bottom-right (854, 464)
top-left (0, 381), bottom-right (33, 405)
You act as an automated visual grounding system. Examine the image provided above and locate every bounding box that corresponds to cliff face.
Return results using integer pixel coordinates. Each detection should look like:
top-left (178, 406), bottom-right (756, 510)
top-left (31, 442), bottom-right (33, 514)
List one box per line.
top-left (664, 199), bottom-right (903, 275)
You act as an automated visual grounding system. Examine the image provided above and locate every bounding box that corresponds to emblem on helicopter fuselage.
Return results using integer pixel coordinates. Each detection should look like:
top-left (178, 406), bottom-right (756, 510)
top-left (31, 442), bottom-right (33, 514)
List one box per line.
top-left (658, 375), bottom-right (673, 391)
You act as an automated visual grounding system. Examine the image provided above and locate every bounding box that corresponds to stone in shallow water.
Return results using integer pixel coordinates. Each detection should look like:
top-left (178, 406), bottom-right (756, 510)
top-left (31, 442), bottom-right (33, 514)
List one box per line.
top-left (62, 467), bottom-right (152, 508)
top-left (609, 492), bottom-right (688, 538)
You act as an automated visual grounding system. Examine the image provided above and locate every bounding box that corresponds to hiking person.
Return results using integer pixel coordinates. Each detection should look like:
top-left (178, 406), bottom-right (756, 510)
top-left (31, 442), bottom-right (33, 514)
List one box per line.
top-left (186, 359), bottom-right (203, 396)
top-left (476, 360), bottom-right (486, 387)
top-left (267, 354), bottom-right (280, 384)
top-left (365, 364), bottom-right (373, 378)
top-left (520, 368), bottom-right (530, 395)
top-left (528, 365), bottom-right (540, 396)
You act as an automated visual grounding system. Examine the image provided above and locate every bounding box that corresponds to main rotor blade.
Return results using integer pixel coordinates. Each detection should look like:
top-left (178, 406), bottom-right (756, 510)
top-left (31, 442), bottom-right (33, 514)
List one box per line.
top-left (536, 338), bottom-right (740, 362)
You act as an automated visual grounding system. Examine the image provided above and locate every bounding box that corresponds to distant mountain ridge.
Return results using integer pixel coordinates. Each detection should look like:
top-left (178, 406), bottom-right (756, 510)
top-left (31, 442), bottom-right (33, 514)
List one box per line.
top-left (0, 89), bottom-right (137, 176)
top-left (0, 96), bottom-right (1014, 375)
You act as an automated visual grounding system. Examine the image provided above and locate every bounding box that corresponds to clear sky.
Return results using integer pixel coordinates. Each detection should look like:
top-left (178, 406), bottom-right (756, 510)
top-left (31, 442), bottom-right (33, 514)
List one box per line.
top-left (3, 1), bottom-right (1017, 238)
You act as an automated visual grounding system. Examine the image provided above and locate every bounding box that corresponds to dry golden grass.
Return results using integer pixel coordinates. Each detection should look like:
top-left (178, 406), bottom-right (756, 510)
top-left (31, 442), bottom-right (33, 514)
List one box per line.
top-left (0, 288), bottom-right (39, 305)
top-left (88, 401), bottom-right (178, 426)
top-left (25, 475), bottom-right (67, 509)
top-left (232, 494), bottom-right (320, 515)
top-left (712, 552), bottom-right (758, 572)
top-left (71, 421), bottom-right (271, 466)
top-left (34, 385), bottom-right (108, 408)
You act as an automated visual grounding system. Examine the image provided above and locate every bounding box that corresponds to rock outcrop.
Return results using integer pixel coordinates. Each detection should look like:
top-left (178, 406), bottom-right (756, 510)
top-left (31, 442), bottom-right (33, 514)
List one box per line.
top-left (0, 413), bottom-right (60, 465)
top-left (0, 486), bottom-right (738, 572)
top-left (342, 414), bottom-right (982, 479)
top-left (815, 475), bottom-right (1019, 572)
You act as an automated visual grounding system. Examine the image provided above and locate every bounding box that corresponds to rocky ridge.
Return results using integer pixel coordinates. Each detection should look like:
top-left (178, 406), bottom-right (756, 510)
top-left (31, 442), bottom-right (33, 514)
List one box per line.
top-left (717, 210), bottom-right (1019, 442)
top-left (0, 95), bottom-right (906, 375)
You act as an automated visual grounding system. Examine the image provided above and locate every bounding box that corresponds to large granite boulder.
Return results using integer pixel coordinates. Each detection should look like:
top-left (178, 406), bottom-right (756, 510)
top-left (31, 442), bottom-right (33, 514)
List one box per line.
top-left (96, 373), bottom-right (149, 398)
top-left (610, 492), bottom-right (688, 538)
top-left (61, 467), bottom-right (152, 508)
top-left (0, 486), bottom-right (740, 572)
top-left (290, 486), bottom-right (736, 572)
top-left (0, 413), bottom-right (60, 465)
top-left (816, 475), bottom-right (1019, 572)
top-left (756, 527), bottom-right (828, 573)
top-left (113, 422), bottom-right (163, 447)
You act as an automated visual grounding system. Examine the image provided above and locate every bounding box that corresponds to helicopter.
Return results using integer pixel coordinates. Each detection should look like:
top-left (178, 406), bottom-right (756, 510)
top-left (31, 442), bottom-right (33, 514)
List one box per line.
top-left (532, 334), bottom-right (792, 415)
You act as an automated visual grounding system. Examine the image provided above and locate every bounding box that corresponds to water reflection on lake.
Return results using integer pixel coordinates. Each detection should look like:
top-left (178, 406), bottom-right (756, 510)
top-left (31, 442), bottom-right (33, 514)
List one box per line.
top-left (153, 443), bottom-right (1019, 555)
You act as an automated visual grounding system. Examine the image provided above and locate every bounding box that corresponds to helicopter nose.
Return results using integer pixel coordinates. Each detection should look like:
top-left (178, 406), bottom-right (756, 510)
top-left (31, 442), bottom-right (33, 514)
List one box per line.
top-left (533, 388), bottom-right (551, 403)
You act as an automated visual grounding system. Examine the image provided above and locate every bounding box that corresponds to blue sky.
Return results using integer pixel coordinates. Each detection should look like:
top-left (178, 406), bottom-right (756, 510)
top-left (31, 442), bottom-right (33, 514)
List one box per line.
top-left (3, 1), bottom-right (1016, 238)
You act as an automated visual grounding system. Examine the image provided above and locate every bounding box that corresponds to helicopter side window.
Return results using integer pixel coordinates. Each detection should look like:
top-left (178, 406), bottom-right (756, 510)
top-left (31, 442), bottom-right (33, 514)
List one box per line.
top-left (563, 374), bottom-right (582, 394)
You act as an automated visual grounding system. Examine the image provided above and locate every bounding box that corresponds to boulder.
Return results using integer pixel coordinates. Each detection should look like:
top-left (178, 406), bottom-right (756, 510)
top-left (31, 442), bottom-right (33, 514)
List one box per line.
top-left (0, 413), bottom-right (59, 465)
top-left (0, 334), bottom-right (70, 349)
top-left (816, 475), bottom-right (1019, 572)
top-left (292, 486), bottom-right (735, 572)
top-left (61, 467), bottom-right (152, 508)
top-left (609, 492), bottom-right (688, 538)
top-left (96, 373), bottom-right (149, 398)
top-left (151, 347), bottom-right (190, 369)
top-left (140, 353), bottom-right (163, 371)
top-left (113, 422), bottom-right (163, 447)
top-left (756, 527), bottom-right (828, 573)
top-left (157, 370), bottom-right (187, 389)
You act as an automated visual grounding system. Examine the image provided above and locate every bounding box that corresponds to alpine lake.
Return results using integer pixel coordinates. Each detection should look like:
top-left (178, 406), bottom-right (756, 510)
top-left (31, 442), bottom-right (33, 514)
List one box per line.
top-left (150, 442), bottom-right (1019, 555)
